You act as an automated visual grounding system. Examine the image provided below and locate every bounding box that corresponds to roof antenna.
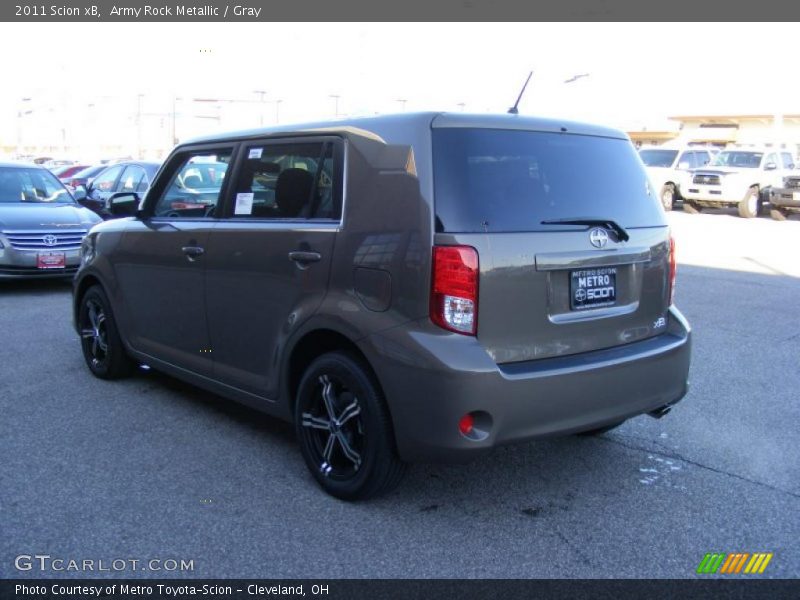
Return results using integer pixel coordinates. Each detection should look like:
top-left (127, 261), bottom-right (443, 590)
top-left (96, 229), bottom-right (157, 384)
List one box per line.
top-left (508, 71), bottom-right (533, 115)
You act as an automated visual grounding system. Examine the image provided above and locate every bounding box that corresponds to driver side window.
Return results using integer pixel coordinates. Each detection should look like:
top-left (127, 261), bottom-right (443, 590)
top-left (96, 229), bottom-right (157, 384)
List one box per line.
top-left (152, 149), bottom-right (233, 218)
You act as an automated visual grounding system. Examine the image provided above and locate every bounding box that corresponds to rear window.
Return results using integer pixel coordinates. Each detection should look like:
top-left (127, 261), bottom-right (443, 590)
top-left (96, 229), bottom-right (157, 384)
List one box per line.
top-left (432, 129), bottom-right (665, 233)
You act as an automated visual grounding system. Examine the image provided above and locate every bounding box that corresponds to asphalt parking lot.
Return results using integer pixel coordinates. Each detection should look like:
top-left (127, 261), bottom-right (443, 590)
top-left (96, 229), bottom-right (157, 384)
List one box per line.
top-left (2, 208), bottom-right (799, 579)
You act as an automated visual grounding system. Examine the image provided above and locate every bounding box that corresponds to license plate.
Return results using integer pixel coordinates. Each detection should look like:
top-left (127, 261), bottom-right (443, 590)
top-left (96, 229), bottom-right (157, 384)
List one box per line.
top-left (37, 252), bottom-right (66, 269)
top-left (570, 267), bottom-right (617, 310)
top-left (793, 192), bottom-right (800, 201)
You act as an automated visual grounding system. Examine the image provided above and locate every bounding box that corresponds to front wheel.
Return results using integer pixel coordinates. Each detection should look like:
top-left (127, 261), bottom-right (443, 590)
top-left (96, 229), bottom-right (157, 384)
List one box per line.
top-left (295, 352), bottom-right (406, 500)
top-left (738, 187), bottom-right (760, 218)
top-left (78, 285), bottom-right (134, 379)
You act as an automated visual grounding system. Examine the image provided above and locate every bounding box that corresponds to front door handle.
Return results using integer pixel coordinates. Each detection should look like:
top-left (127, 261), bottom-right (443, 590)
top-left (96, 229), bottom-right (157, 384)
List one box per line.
top-left (182, 246), bottom-right (205, 261)
top-left (288, 251), bottom-right (322, 264)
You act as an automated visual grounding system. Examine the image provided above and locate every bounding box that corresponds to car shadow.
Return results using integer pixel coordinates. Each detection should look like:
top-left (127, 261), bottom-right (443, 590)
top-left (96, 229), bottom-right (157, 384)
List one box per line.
top-left (0, 277), bottom-right (74, 295)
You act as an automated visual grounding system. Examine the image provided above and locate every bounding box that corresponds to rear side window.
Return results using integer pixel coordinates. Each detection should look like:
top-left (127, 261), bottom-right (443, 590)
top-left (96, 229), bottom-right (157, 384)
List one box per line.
top-left (231, 141), bottom-right (339, 220)
top-left (433, 129), bottom-right (665, 233)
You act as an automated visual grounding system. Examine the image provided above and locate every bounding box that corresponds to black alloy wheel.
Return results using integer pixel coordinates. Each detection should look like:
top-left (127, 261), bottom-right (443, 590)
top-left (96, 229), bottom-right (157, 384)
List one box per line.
top-left (78, 285), bottom-right (133, 379)
top-left (295, 352), bottom-right (405, 500)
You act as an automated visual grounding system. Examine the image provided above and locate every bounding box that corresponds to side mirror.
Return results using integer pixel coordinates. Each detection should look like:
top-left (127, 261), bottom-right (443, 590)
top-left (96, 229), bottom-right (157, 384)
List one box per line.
top-left (677, 161), bottom-right (690, 170)
top-left (764, 162), bottom-right (777, 171)
top-left (108, 192), bottom-right (141, 217)
top-left (72, 187), bottom-right (87, 202)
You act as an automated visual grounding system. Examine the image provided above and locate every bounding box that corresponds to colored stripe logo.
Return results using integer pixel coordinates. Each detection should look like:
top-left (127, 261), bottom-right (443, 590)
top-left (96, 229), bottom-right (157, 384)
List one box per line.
top-left (697, 553), bottom-right (773, 574)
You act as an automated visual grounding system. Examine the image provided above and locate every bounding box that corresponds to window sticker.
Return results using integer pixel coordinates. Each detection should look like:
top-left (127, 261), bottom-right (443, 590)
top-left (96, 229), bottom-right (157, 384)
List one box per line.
top-left (234, 192), bottom-right (254, 215)
top-left (248, 148), bottom-right (263, 160)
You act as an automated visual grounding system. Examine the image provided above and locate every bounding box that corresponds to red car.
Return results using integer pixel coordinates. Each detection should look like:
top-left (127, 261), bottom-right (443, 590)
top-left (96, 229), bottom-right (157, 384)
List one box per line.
top-left (52, 164), bottom-right (90, 180)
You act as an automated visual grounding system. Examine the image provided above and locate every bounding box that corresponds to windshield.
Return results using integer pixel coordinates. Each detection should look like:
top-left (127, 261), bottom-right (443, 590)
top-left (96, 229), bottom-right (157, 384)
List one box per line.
top-left (639, 149), bottom-right (679, 168)
top-left (433, 128), bottom-right (665, 233)
top-left (0, 167), bottom-right (74, 203)
top-left (711, 151), bottom-right (763, 168)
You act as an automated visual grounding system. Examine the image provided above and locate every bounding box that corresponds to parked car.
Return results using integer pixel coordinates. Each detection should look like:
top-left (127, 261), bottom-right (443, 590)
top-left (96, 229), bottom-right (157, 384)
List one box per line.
top-left (51, 164), bottom-right (91, 180)
top-left (43, 159), bottom-right (77, 169)
top-left (680, 148), bottom-right (795, 218)
top-left (76, 161), bottom-right (160, 218)
top-left (638, 145), bottom-right (717, 210)
top-left (73, 113), bottom-right (691, 499)
top-left (766, 170), bottom-right (800, 220)
top-left (0, 162), bottom-right (101, 279)
top-left (62, 164), bottom-right (107, 192)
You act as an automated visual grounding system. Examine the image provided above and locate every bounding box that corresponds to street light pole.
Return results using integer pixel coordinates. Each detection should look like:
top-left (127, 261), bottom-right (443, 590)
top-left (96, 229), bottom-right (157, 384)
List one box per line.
top-left (171, 96), bottom-right (182, 146)
top-left (253, 90), bottom-right (267, 126)
top-left (275, 99), bottom-right (282, 124)
top-left (329, 94), bottom-right (340, 118)
top-left (136, 93), bottom-right (144, 159)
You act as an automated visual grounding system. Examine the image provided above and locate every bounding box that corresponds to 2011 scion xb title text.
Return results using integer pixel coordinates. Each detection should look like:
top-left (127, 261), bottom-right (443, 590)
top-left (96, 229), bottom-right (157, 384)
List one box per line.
top-left (14, 4), bottom-right (264, 18)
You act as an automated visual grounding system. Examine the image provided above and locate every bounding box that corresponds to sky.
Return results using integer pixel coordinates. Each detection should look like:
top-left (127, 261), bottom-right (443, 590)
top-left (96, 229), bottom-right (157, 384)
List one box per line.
top-left (0, 22), bottom-right (796, 153)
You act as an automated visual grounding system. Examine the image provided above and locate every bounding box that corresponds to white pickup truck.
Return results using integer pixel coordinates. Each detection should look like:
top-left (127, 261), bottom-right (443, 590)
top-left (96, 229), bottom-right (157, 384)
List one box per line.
top-left (680, 148), bottom-right (796, 218)
top-left (638, 145), bottom-right (717, 211)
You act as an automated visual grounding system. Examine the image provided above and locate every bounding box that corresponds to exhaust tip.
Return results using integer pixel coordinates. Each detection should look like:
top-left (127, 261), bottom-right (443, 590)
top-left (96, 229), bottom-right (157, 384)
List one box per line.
top-left (648, 404), bottom-right (672, 419)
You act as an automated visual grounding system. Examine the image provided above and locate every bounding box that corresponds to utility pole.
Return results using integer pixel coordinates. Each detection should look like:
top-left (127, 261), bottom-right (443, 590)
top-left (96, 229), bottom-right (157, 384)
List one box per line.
top-left (329, 94), bottom-right (340, 118)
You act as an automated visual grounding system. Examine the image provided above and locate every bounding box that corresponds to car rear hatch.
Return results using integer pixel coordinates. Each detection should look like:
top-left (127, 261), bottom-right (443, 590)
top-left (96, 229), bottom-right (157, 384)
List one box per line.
top-left (431, 120), bottom-right (672, 364)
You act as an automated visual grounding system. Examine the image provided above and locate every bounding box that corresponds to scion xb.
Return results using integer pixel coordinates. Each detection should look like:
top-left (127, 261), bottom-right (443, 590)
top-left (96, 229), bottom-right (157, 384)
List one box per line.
top-left (73, 113), bottom-right (691, 499)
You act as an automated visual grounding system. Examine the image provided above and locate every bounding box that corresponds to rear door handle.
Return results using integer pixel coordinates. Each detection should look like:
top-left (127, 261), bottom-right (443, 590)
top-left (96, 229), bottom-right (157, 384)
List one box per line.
top-left (288, 251), bottom-right (322, 264)
top-left (182, 246), bottom-right (205, 261)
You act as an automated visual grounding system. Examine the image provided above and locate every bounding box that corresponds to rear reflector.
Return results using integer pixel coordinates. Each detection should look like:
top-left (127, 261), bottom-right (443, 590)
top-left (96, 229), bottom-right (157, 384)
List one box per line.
top-left (458, 413), bottom-right (475, 436)
top-left (431, 245), bottom-right (479, 335)
top-left (668, 236), bottom-right (677, 305)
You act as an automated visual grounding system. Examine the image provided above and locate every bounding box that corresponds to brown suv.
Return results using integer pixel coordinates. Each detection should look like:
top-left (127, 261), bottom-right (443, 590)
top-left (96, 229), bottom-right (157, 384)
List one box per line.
top-left (73, 113), bottom-right (691, 499)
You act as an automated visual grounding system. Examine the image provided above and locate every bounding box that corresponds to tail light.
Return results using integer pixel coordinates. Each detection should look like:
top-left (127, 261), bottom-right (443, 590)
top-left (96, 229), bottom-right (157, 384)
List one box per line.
top-left (668, 236), bottom-right (677, 305)
top-left (430, 245), bottom-right (479, 335)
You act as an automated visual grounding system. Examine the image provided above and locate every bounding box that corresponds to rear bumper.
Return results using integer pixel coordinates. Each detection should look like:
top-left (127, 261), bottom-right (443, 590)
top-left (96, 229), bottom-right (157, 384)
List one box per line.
top-left (364, 306), bottom-right (691, 463)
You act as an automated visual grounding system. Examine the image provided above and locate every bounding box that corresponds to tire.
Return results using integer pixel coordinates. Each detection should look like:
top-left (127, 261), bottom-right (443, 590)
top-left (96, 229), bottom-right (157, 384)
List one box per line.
top-left (576, 420), bottom-right (626, 436)
top-left (294, 351), bottom-right (406, 500)
top-left (660, 185), bottom-right (675, 211)
top-left (78, 285), bottom-right (134, 379)
top-left (683, 201), bottom-right (701, 214)
top-left (737, 187), bottom-right (760, 218)
top-left (770, 207), bottom-right (789, 221)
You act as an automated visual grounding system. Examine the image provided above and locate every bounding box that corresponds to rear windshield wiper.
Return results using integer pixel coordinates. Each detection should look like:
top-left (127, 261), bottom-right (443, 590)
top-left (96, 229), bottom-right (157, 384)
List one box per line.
top-left (540, 218), bottom-right (629, 242)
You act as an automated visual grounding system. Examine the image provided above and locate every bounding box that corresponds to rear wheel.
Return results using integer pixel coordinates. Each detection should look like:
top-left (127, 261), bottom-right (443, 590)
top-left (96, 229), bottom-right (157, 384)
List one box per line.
top-left (738, 187), bottom-right (760, 218)
top-left (683, 201), bottom-right (702, 214)
top-left (770, 207), bottom-right (789, 221)
top-left (660, 185), bottom-right (675, 211)
top-left (295, 351), bottom-right (406, 500)
top-left (78, 285), bottom-right (134, 379)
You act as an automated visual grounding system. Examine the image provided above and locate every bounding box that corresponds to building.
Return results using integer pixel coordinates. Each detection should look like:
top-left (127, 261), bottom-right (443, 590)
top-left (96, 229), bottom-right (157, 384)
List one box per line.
top-left (629, 114), bottom-right (800, 156)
